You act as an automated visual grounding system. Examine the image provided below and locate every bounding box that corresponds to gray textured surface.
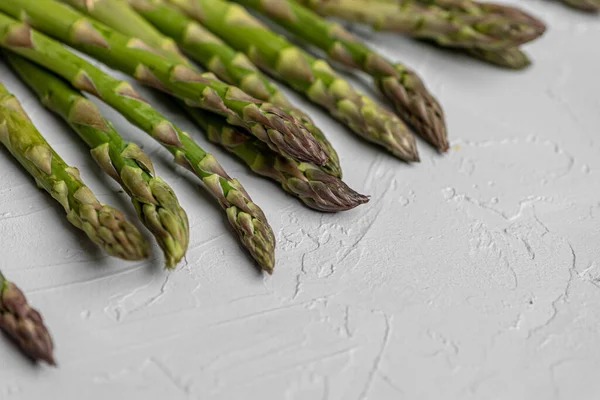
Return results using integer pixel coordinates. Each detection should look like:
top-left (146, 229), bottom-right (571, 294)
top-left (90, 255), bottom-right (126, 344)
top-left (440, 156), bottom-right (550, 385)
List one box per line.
top-left (1, 1), bottom-right (599, 399)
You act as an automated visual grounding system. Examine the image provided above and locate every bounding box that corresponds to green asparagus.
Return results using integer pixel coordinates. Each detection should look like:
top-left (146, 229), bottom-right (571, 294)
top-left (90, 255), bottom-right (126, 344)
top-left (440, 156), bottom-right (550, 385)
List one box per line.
top-left (415, 0), bottom-right (547, 41)
top-left (0, 0), bottom-right (328, 166)
top-left (413, 0), bottom-right (541, 68)
top-left (294, 0), bottom-right (546, 50)
top-left (59, 0), bottom-right (342, 178)
top-left (0, 270), bottom-right (55, 365)
top-left (297, 0), bottom-right (537, 68)
top-left (0, 13), bottom-right (275, 273)
top-left (231, 0), bottom-right (447, 152)
top-left (183, 97), bottom-right (369, 212)
top-left (559, 0), bottom-right (600, 11)
top-left (0, 80), bottom-right (148, 260)
top-left (56, 2), bottom-right (364, 209)
top-left (6, 53), bottom-right (190, 269)
top-left (166, 0), bottom-right (419, 161)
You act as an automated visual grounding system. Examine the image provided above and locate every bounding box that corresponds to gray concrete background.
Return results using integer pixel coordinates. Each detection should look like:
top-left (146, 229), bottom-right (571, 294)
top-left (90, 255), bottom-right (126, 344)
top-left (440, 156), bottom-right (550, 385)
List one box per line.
top-left (0, 1), bottom-right (599, 399)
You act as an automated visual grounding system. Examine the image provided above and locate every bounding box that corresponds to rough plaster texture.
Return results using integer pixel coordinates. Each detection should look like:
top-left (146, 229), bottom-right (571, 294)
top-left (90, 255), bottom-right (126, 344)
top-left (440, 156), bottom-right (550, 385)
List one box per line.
top-left (0, 1), bottom-right (599, 399)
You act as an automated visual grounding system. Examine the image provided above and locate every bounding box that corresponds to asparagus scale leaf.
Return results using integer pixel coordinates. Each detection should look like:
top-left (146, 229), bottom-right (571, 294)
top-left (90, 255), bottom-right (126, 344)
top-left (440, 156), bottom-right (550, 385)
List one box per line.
top-left (0, 13), bottom-right (275, 273)
top-left (466, 47), bottom-right (531, 69)
top-left (0, 271), bottom-right (55, 365)
top-left (0, 80), bottom-right (149, 260)
top-left (59, 0), bottom-right (185, 55)
top-left (0, 0), bottom-right (328, 166)
top-left (5, 53), bottom-right (190, 268)
top-left (165, 0), bottom-right (419, 162)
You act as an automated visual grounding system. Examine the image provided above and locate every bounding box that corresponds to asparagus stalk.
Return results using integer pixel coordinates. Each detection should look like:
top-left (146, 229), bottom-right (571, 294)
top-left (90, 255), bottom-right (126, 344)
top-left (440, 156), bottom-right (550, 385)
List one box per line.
top-left (231, 0), bottom-right (447, 152)
top-left (182, 96), bottom-right (369, 211)
top-left (0, 0), bottom-right (328, 166)
top-left (0, 270), bottom-right (55, 365)
top-left (293, 0), bottom-right (545, 50)
top-left (0, 14), bottom-right (275, 273)
top-left (560, 0), bottom-right (600, 11)
top-left (6, 53), bottom-right (190, 269)
top-left (0, 80), bottom-right (149, 261)
top-left (59, 0), bottom-right (343, 178)
top-left (165, 0), bottom-right (419, 162)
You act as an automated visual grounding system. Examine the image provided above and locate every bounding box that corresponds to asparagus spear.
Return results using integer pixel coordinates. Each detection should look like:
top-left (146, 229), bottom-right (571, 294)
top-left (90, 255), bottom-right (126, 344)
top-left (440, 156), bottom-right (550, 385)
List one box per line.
top-left (560, 0), bottom-right (600, 11)
top-left (0, 270), bottom-right (55, 365)
top-left (182, 96), bottom-right (369, 211)
top-left (293, 0), bottom-right (545, 50)
top-left (231, 0), bottom-right (447, 152)
top-left (0, 14), bottom-right (275, 273)
top-left (412, 0), bottom-right (541, 68)
top-left (405, 0), bottom-right (547, 36)
top-left (165, 0), bottom-right (419, 162)
top-left (59, 0), bottom-right (342, 178)
top-left (0, 81), bottom-right (148, 261)
top-left (5, 53), bottom-right (190, 269)
top-left (0, 0), bottom-right (328, 166)
top-left (303, 0), bottom-right (534, 69)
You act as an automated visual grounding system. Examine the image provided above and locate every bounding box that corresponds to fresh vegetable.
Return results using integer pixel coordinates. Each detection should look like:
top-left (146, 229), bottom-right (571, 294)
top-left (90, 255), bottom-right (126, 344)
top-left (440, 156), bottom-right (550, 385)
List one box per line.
top-left (0, 13), bottom-right (276, 273)
top-left (6, 53), bottom-right (190, 268)
top-left (0, 79), bottom-right (149, 260)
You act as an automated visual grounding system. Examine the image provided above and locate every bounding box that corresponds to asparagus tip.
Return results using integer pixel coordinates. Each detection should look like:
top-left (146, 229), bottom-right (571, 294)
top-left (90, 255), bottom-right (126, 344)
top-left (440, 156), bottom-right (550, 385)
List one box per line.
top-left (377, 66), bottom-right (448, 157)
top-left (292, 168), bottom-right (370, 212)
top-left (44, 354), bottom-right (57, 367)
top-left (0, 282), bottom-right (56, 366)
top-left (261, 254), bottom-right (275, 275)
top-left (437, 136), bottom-right (450, 154)
top-left (260, 104), bottom-right (330, 166)
top-left (402, 146), bottom-right (421, 163)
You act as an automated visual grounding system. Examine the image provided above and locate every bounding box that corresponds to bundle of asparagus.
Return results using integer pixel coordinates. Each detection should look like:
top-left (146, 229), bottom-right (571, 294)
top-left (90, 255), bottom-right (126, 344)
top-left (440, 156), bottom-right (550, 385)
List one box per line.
top-left (56, 0), bottom-right (369, 211)
top-left (0, 81), bottom-right (149, 261)
top-left (58, 0), bottom-right (343, 178)
top-left (4, 53), bottom-right (190, 269)
top-left (164, 0), bottom-right (420, 161)
top-left (229, 0), bottom-right (448, 151)
top-left (0, 0), bottom-right (570, 369)
top-left (0, 270), bottom-right (55, 365)
top-left (0, 12), bottom-right (276, 273)
top-left (294, 0), bottom-right (547, 69)
top-left (0, 0), bottom-right (328, 167)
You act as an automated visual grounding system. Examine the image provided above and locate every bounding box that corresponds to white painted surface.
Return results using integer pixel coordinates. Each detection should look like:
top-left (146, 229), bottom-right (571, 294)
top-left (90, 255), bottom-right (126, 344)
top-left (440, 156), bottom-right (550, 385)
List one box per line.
top-left (1, 1), bottom-right (599, 399)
